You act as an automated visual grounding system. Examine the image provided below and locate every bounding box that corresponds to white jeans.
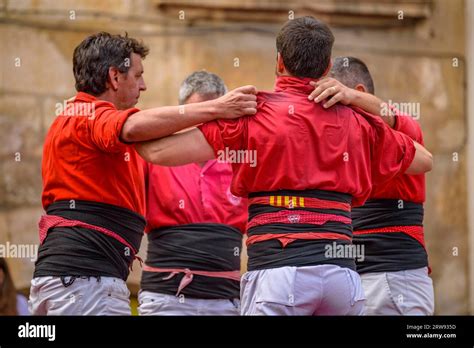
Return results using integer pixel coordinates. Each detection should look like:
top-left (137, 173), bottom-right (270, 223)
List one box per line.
top-left (240, 264), bottom-right (365, 315)
top-left (361, 267), bottom-right (434, 315)
top-left (29, 276), bottom-right (131, 315)
top-left (138, 291), bottom-right (240, 315)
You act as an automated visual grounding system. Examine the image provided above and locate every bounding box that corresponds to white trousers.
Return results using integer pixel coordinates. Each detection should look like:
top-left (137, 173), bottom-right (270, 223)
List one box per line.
top-left (240, 264), bottom-right (365, 315)
top-left (138, 290), bottom-right (240, 315)
top-left (29, 276), bottom-right (131, 315)
top-left (361, 267), bottom-right (434, 315)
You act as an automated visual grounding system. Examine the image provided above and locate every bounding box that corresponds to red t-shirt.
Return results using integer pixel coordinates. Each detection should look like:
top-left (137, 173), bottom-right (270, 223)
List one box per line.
top-left (143, 160), bottom-right (248, 233)
top-left (42, 92), bottom-right (145, 216)
top-left (198, 76), bottom-right (416, 207)
top-left (369, 109), bottom-right (425, 203)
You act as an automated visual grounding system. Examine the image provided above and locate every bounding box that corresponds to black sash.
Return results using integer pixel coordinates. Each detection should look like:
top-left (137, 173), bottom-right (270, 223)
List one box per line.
top-left (352, 199), bottom-right (423, 230)
top-left (352, 199), bottom-right (428, 273)
top-left (247, 189), bottom-right (356, 271)
top-left (141, 223), bottom-right (242, 299)
top-left (34, 200), bottom-right (145, 281)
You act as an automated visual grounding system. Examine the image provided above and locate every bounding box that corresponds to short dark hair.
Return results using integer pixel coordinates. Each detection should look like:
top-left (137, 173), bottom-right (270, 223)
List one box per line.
top-left (330, 56), bottom-right (375, 94)
top-left (73, 32), bottom-right (149, 96)
top-left (276, 16), bottom-right (334, 79)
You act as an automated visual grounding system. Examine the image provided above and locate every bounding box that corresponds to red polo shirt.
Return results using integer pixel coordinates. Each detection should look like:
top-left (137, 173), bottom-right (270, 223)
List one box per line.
top-left (198, 76), bottom-right (416, 207)
top-left (42, 92), bottom-right (145, 216)
top-left (144, 160), bottom-right (248, 233)
top-left (369, 110), bottom-right (425, 203)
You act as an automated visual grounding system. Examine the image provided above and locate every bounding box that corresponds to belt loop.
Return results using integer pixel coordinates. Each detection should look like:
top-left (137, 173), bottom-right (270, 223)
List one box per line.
top-left (60, 276), bottom-right (76, 288)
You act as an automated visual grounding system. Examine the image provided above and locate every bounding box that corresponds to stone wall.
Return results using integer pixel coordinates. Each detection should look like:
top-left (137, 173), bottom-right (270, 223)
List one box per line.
top-left (0, 0), bottom-right (470, 314)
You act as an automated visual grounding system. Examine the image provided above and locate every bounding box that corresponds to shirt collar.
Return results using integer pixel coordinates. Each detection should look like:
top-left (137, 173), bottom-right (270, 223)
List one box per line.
top-left (74, 92), bottom-right (98, 103)
top-left (274, 75), bottom-right (317, 94)
top-left (74, 92), bottom-right (118, 110)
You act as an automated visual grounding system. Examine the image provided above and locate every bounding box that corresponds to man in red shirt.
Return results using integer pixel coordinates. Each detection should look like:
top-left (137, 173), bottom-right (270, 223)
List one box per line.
top-left (309, 56), bottom-right (433, 315)
top-left (136, 17), bottom-right (433, 315)
top-left (29, 32), bottom-right (257, 315)
top-left (138, 71), bottom-right (247, 315)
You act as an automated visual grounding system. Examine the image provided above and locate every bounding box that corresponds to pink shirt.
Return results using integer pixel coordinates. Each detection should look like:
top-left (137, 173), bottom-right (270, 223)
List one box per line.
top-left (143, 160), bottom-right (248, 233)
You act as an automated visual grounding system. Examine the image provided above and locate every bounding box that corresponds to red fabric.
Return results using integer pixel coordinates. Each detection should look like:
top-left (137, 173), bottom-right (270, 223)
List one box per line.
top-left (369, 108), bottom-right (425, 203)
top-left (249, 196), bottom-right (350, 211)
top-left (42, 92), bottom-right (145, 215)
top-left (38, 215), bottom-right (138, 254)
top-left (354, 225), bottom-right (425, 249)
top-left (144, 160), bottom-right (248, 233)
top-left (246, 232), bottom-right (352, 248)
top-left (198, 76), bottom-right (416, 207)
top-left (142, 265), bottom-right (241, 296)
top-left (247, 210), bottom-right (350, 229)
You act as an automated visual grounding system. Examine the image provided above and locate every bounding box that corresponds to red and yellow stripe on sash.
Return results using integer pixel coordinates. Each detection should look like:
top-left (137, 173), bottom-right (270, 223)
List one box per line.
top-left (250, 195), bottom-right (350, 212)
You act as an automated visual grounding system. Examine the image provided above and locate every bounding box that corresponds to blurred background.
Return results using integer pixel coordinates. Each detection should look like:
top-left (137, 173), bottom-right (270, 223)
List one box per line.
top-left (0, 0), bottom-right (473, 314)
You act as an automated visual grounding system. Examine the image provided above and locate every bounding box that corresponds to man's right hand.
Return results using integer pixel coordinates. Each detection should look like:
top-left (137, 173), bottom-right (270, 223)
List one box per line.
top-left (214, 85), bottom-right (258, 119)
top-left (308, 77), bottom-right (356, 108)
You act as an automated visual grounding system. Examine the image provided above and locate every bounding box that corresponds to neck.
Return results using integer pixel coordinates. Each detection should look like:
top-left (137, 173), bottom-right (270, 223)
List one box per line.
top-left (276, 69), bottom-right (292, 78)
top-left (97, 90), bottom-right (121, 109)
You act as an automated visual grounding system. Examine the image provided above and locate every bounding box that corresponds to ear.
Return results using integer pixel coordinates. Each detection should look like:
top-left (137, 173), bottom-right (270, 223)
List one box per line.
top-left (355, 83), bottom-right (368, 93)
top-left (106, 66), bottom-right (121, 91)
top-left (277, 52), bottom-right (286, 75)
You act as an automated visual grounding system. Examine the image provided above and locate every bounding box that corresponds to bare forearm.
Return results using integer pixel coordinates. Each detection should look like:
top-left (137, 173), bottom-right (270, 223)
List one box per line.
top-left (121, 101), bottom-right (217, 143)
top-left (121, 84), bottom-right (258, 143)
top-left (135, 135), bottom-right (186, 166)
top-left (405, 140), bottom-right (433, 174)
top-left (135, 128), bottom-right (215, 166)
top-left (351, 90), bottom-right (395, 128)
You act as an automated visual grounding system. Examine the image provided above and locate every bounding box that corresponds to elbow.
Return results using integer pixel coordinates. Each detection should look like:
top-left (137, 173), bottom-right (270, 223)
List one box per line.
top-left (415, 153), bottom-right (433, 174)
top-left (424, 151), bottom-right (433, 173)
top-left (408, 141), bottom-right (433, 174)
top-left (405, 151), bottom-right (433, 175)
top-left (120, 120), bottom-right (137, 143)
top-left (418, 146), bottom-right (433, 173)
top-left (121, 116), bottom-right (146, 143)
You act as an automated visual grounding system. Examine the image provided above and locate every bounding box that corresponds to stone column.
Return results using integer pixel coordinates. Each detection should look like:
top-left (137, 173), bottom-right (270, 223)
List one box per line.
top-left (466, 0), bottom-right (474, 315)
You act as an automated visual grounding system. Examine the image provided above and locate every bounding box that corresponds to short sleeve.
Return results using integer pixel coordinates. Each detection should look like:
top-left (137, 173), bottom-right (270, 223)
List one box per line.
top-left (198, 117), bottom-right (248, 156)
top-left (352, 106), bottom-right (416, 186)
top-left (392, 106), bottom-right (424, 144)
top-left (88, 105), bottom-right (139, 152)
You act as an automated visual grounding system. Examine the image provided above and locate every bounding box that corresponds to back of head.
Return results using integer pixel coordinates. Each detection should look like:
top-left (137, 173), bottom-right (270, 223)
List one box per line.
top-left (276, 16), bottom-right (334, 79)
top-left (178, 70), bottom-right (228, 105)
top-left (330, 56), bottom-right (375, 94)
top-left (73, 32), bottom-right (149, 96)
